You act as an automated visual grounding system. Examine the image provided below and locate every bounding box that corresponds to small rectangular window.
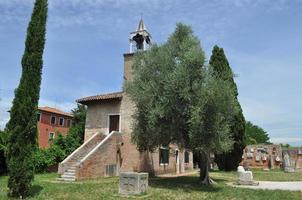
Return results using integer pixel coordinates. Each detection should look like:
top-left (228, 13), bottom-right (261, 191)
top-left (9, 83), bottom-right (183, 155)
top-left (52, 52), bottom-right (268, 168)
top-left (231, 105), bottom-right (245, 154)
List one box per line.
top-left (48, 132), bottom-right (55, 140)
top-left (185, 151), bottom-right (190, 163)
top-left (105, 164), bottom-right (117, 177)
top-left (37, 113), bottom-right (41, 122)
top-left (59, 117), bottom-right (64, 126)
top-left (51, 116), bottom-right (56, 125)
top-left (159, 148), bottom-right (169, 165)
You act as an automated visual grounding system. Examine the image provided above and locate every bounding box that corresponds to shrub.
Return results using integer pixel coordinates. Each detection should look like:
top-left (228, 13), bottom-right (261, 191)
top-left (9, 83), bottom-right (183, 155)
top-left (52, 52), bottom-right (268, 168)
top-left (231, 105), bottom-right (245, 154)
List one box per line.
top-left (34, 145), bottom-right (65, 173)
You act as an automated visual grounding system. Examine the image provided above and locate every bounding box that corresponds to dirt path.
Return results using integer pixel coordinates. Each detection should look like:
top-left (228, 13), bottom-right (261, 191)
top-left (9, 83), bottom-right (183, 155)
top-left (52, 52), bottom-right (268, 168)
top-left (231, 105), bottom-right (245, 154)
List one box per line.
top-left (229, 181), bottom-right (302, 191)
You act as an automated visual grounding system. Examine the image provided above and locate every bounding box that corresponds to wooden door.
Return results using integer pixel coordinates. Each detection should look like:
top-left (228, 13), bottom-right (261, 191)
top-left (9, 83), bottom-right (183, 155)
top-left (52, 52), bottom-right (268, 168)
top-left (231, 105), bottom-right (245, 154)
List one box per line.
top-left (109, 115), bottom-right (120, 133)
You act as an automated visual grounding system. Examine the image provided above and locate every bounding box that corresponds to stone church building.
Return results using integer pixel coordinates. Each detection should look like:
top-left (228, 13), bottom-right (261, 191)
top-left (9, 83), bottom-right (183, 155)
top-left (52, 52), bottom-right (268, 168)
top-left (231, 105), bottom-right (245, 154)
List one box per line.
top-left (58, 20), bottom-right (193, 181)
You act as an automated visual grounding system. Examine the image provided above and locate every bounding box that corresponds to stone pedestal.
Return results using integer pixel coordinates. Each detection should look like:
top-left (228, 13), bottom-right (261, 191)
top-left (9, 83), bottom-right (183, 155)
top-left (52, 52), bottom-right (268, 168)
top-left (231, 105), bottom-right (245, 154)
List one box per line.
top-left (284, 153), bottom-right (295, 173)
top-left (119, 172), bottom-right (148, 195)
top-left (237, 166), bottom-right (258, 186)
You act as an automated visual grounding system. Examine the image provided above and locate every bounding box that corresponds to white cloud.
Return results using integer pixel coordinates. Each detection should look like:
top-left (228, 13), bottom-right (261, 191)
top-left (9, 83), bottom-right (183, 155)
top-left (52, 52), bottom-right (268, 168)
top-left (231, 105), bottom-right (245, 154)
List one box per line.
top-left (271, 137), bottom-right (302, 144)
top-left (240, 97), bottom-right (285, 126)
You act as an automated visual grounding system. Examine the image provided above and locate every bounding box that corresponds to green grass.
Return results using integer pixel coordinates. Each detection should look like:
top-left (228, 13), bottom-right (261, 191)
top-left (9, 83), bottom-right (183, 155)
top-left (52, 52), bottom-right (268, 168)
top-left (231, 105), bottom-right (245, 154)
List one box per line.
top-left (0, 170), bottom-right (301, 200)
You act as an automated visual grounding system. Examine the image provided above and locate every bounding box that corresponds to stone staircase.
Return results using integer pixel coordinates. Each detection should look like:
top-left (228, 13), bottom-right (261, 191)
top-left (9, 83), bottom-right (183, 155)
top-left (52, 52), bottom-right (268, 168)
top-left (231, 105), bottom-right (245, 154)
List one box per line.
top-left (57, 166), bottom-right (76, 181)
top-left (57, 132), bottom-right (106, 182)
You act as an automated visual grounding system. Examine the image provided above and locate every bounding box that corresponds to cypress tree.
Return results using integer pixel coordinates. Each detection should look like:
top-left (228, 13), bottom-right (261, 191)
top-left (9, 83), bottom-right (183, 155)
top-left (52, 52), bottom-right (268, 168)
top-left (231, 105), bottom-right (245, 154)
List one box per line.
top-left (5, 0), bottom-right (48, 197)
top-left (209, 45), bottom-right (246, 171)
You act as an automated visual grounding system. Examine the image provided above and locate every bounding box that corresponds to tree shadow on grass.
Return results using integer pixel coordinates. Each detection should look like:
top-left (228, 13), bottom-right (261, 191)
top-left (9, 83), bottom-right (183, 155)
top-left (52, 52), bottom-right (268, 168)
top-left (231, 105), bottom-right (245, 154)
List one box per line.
top-left (28, 185), bottom-right (43, 198)
top-left (149, 176), bottom-right (223, 193)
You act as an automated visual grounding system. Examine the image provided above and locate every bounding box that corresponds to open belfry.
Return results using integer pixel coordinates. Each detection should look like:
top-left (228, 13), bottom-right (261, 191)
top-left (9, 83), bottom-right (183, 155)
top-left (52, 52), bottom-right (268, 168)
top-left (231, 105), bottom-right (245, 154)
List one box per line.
top-left (58, 20), bottom-right (193, 181)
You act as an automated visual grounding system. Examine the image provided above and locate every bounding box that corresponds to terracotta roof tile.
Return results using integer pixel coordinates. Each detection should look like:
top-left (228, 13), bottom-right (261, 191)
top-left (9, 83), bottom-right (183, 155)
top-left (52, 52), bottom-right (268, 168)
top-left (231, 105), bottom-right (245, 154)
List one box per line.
top-left (76, 91), bottom-right (123, 104)
top-left (38, 106), bottom-right (73, 117)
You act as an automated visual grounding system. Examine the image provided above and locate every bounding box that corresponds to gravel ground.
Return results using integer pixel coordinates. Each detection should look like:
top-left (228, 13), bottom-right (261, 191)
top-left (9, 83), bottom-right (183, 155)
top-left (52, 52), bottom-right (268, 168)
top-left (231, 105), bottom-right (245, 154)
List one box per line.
top-left (230, 181), bottom-right (302, 191)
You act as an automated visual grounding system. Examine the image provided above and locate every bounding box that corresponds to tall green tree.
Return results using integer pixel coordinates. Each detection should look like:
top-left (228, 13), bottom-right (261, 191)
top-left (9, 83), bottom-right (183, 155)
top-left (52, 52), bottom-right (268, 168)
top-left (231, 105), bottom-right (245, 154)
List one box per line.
top-left (190, 73), bottom-right (237, 184)
top-left (209, 45), bottom-right (246, 171)
top-left (245, 121), bottom-right (270, 144)
top-left (5, 0), bottom-right (47, 197)
top-left (126, 23), bottom-right (205, 152)
top-left (126, 24), bottom-right (237, 184)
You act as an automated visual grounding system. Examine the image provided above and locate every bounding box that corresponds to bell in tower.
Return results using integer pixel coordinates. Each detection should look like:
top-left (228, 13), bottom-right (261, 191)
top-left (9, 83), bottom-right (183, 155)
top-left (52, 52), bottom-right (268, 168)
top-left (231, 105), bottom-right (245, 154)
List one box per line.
top-left (129, 19), bottom-right (152, 53)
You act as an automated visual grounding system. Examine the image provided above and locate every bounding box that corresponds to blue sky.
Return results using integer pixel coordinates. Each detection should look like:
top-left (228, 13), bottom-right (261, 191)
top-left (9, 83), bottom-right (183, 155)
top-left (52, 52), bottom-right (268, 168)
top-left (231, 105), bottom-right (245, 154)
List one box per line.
top-left (0, 0), bottom-right (302, 146)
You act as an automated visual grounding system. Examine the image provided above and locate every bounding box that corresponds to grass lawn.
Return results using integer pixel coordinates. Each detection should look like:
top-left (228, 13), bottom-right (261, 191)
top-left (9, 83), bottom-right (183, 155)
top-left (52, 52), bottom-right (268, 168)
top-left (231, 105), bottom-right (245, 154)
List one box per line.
top-left (0, 170), bottom-right (301, 200)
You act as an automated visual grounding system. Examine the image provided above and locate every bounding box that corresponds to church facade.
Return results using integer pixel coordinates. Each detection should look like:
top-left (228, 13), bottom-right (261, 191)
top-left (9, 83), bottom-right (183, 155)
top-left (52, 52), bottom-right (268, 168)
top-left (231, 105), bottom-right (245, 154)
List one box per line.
top-left (58, 20), bottom-right (193, 181)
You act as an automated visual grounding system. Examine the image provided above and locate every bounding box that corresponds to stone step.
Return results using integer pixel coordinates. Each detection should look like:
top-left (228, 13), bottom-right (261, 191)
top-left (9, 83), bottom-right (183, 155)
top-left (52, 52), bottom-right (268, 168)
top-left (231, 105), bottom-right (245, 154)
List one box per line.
top-left (56, 177), bottom-right (76, 182)
top-left (64, 172), bottom-right (75, 176)
top-left (62, 174), bottom-right (76, 179)
top-left (67, 169), bottom-right (76, 173)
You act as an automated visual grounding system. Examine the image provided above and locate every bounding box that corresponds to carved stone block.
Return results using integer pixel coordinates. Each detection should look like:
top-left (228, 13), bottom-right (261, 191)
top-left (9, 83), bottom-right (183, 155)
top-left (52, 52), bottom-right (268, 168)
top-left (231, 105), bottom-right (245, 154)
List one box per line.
top-left (119, 172), bottom-right (148, 195)
top-left (237, 166), bottom-right (259, 185)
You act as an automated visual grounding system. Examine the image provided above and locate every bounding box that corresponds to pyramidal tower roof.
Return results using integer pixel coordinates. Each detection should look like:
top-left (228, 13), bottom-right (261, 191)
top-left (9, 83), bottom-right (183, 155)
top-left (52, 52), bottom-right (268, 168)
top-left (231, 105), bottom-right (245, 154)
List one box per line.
top-left (136, 19), bottom-right (147, 31)
top-left (130, 19), bottom-right (151, 39)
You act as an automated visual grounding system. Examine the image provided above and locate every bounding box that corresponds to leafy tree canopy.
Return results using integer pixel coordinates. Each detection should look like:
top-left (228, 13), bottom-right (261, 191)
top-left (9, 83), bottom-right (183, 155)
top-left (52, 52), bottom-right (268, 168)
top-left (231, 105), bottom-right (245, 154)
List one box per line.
top-left (245, 121), bottom-right (270, 144)
top-left (126, 23), bottom-right (237, 184)
top-left (126, 23), bottom-right (205, 151)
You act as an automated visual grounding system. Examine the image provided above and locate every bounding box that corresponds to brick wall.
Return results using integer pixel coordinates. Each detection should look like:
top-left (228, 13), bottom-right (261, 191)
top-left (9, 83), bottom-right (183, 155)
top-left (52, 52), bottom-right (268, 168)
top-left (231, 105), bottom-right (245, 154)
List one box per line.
top-left (76, 132), bottom-right (123, 180)
top-left (123, 53), bottom-right (134, 82)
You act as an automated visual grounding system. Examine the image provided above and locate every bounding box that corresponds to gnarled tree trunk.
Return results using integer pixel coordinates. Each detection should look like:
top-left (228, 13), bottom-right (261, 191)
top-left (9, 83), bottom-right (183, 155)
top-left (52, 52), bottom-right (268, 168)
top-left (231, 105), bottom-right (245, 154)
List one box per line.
top-left (199, 151), bottom-right (215, 185)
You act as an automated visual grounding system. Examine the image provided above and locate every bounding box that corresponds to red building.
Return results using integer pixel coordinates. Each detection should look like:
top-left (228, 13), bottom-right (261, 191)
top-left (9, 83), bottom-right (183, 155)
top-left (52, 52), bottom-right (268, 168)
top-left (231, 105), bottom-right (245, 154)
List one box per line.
top-left (38, 107), bottom-right (73, 148)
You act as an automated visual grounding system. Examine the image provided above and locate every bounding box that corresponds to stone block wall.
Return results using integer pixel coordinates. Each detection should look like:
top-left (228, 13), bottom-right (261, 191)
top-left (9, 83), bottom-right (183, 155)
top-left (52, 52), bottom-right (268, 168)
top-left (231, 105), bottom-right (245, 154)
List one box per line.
top-left (241, 144), bottom-right (283, 169)
top-left (283, 149), bottom-right (302, 170)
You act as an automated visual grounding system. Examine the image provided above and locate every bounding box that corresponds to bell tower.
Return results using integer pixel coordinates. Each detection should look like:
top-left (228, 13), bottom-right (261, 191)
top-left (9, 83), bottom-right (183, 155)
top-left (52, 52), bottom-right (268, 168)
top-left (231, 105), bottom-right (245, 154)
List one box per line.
top-left (124, 19), bottom-right (152, 83)
top-left (129, 19), bottom-right (152, 53)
